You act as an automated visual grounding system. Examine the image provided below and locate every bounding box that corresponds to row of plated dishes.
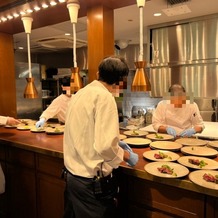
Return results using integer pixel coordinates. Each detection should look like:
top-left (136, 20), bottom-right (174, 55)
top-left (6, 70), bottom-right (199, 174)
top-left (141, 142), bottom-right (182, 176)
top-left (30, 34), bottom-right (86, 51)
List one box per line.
top-left (120, 130), bottom-right (218, 191)
top-left (4, 119), bottom-right (64, 135)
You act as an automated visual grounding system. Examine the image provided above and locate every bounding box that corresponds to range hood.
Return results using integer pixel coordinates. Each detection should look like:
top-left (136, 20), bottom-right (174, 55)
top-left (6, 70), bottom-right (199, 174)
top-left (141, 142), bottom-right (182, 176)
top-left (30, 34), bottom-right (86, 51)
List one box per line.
top-left (149, 14), bottom-right (218, 98)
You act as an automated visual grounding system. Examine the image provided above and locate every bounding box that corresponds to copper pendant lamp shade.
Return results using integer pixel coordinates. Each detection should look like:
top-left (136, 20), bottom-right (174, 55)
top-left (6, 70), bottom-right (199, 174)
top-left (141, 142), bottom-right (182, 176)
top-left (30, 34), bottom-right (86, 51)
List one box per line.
top-left (23, 77), bottom-right (38, 98)
top-left (131, 61), bottom-right (151, 92)
top-left (70, 67), bottom-right (83, 93)
top-left (22, 14), bottom-right (38, 99)
top-left (131, 0), bottom-right (151, 92)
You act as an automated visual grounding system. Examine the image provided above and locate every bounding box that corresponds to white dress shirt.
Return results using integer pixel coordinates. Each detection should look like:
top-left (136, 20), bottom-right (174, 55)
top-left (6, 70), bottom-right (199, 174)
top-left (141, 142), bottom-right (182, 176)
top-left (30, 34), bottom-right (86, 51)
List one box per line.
top-left (64, 80), bottom-right (124, 178)
top-left (40, 94), bottom-right (72, 123)
top-left (152, 100), bottom-right (205, 135)
top-left (0, 116), bottom-right (8, 125)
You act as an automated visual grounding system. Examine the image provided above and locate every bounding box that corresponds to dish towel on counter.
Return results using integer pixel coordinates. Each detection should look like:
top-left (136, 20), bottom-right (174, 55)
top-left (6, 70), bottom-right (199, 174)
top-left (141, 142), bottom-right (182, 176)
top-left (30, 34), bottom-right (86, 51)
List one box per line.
top-left (0, 164), bottom-right (5, 194)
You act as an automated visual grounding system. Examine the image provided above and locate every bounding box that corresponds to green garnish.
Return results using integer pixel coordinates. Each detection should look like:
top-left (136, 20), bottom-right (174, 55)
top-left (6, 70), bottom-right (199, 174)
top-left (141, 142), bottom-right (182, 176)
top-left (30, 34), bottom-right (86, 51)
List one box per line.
top-left (155, 133), bottom-right (164, 139)
top-left (132, 130), bottom-right (139, 135)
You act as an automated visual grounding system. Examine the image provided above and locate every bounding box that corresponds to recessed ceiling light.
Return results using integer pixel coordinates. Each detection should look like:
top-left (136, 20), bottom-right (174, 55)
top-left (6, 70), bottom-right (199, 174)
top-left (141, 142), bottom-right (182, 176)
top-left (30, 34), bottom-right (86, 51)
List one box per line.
top-left (154, 13), bottom-right (162, 17)
top-left (42, 3), bottom-right (49, 8)
top-left (18, 47), bottom-right (24, 50)
top-left (50, 1), bottom-right (57, 6)
top-left (65, 33), bottom-right (71, 36)
top-left (34, 6), bottom-right (41, 11)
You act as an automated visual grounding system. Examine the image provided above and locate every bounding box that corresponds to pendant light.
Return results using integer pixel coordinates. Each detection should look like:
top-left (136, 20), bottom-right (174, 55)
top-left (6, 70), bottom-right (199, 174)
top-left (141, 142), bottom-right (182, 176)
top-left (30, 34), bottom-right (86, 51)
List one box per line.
top-left (21, 14), bottom-right (38, 98)
top-left (67, 0), bottom-right (83, 93)
top-left (131, 0), bottom-right (151, 92)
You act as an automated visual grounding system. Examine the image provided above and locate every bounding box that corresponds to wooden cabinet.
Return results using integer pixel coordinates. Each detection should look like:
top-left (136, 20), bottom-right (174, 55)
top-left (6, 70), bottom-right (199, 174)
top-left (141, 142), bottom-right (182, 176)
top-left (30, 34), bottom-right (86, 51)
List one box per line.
top-left (6, 147), bottom-right (37, 218)
top-left (119, 174), bottom-right (206, 218)
top-left (36, 154), bottom-right (65, 218)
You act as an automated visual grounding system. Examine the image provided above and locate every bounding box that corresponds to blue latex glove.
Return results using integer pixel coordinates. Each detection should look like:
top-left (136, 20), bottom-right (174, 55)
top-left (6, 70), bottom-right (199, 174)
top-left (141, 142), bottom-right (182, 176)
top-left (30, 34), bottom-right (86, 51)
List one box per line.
top-left (119, 141), bottom-right (132, 153)
top-left (35, 118), bottom-right (46, 128)
top-left (166, 127), bottom-right (177, 137)
top-left (179, 128), bottom-right (196, 137)
top-left (127, 151), bottom-right (139, 167)
top-left (119, 141), bottom-right (138, 166)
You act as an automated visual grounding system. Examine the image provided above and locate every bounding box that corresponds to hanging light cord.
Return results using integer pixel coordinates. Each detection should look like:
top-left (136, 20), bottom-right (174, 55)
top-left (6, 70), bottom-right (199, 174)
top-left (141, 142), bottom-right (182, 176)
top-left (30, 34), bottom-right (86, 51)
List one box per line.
top-left (27, 33), bottom-right (32, 77)
top-left (139, 6), bottom-right (143, 61)
top-left (73, 22), bottom-right (77, 68)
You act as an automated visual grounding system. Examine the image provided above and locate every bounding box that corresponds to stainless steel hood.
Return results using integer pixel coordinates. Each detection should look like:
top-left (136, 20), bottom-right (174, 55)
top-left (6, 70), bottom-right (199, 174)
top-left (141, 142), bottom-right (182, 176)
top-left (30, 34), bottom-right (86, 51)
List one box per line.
top-left (149, 14), bottom-right (218, 98)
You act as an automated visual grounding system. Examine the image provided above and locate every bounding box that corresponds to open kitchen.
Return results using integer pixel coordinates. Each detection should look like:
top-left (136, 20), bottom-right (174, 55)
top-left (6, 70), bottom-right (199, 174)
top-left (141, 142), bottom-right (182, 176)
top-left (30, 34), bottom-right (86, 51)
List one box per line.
top-left (0, 0), bottom-right (218, 218)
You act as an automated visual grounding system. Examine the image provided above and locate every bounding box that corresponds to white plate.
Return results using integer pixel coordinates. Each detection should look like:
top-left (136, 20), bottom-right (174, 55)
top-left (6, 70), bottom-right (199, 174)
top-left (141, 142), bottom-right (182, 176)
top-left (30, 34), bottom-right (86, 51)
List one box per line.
top-left (144, 162), bottom-right (189, 178)
top-left (177, 156), bottom-right (218, 170)
top-left (181, 146), bottom-right (218, 157)
top-left (16, 125), bottom-right (32, 130)
top-left (122, 137), bottom-right (151, 147)
top-left (30, 127), bottom-right (45, 133)
top-left (4, 125), bottom-right (17, 129)
top-left (123, 130), bottom-right (148, 137)
top-left (45, 127), bottom-right (64, 135)
top-left (149, 141), bottom-right (182, 151)
top-left (189, 170), bottom-right (218, 190)
top-left (119, 134), bottom-right (127, 140)
top-left (146, 133), bottom-right (174, 141)
top-left (208, 141), bottom-right (218, 150)
top-left (175, 138), bottom-right (207, 146)
top-left (143, 150), bottom-right (180, 162)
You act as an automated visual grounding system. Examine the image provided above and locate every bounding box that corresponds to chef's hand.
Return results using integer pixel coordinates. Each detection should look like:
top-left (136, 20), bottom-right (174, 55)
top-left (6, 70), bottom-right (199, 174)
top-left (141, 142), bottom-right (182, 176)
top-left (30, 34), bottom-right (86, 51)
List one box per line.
top-left (166, 127), bottom-right (177, 137)
top-left (6, 117), bottom-right (21, 126)
top-left (119, 141), bottom-right (132, 152)
top-left (179, 128), bottom-right (196, 137)
top-left (127, 151), bottom-right (139, 167)
top-left (35, 118), bottom-right (46, 128)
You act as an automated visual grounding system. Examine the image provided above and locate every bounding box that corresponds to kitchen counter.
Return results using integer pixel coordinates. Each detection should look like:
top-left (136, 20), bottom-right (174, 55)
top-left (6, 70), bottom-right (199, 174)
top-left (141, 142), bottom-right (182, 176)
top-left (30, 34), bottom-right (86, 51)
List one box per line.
top-left (0, 127), bottom-right (218, 218)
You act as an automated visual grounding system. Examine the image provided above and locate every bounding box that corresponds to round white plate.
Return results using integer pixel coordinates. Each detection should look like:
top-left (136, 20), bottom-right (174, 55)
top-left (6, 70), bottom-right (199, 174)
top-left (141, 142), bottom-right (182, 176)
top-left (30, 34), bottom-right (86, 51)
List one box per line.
top-left (175, 138), bottom-right (207, 146)
top-left (177, 156), bottom-right (218, 170)
top-left (4, 125), bottom-right (17, 129)
top-left (122, 137), bottom-right (151, 147)
top-left (149, 141), bottom-right (182, 151)
top-left (208, 141), bottom-right (218, 150)
top-left (146, 133), bottom-right (174, 141)
top-left (181, 146), bottom-right (218, 157)
top-left (144, 162), bottom-right (189, 178)
top-left (45, 127), bottom-right (64, 135)
top-left (123, 130), bottom-right (148, 137)
top-left (16, 125), bottom-right (32, 130)
top-left (189, 170), bottom-right (218, 190)
top-left (143, 150), bottom-right (180, 162)
top-left (119, 134), bottom-right (127, 140)
top-left (30, 127), bottom-right (45, 133)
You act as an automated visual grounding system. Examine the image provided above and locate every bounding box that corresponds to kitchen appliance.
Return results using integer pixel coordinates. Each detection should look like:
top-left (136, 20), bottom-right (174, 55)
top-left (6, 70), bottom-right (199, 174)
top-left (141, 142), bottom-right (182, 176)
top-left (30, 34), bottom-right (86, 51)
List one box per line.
top-left (194, 98), bottom-right (218, 122)
top-left (15, 62), bottom-right (42, 119)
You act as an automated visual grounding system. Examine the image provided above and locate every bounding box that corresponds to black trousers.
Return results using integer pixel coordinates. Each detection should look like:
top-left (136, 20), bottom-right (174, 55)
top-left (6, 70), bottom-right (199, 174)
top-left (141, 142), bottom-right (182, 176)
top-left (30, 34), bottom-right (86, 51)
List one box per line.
top-left (63, 172), bottom-right (118, 218)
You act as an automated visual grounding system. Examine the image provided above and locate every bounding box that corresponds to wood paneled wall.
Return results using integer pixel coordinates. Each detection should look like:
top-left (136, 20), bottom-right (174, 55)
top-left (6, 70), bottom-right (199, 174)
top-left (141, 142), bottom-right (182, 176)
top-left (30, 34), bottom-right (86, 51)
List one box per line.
top-left (0, 33), bottom-right (17, 117)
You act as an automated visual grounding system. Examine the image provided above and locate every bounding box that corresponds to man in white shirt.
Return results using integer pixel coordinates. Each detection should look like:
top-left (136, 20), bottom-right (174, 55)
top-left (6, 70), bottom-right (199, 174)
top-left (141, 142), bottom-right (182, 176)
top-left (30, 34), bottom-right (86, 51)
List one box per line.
top-left (35, 77), bottom-right (73, 128)
top-left (63, 56), bottom-right (138, 218)
top-left (152, 84), bottom-right (204, 137)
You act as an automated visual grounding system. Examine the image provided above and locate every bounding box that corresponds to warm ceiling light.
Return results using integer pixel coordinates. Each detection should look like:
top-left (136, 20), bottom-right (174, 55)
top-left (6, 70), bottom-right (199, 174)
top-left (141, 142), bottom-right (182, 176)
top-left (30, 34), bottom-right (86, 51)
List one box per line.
top-left (26, 9), bottom-right (33, 13)
top-left (1, 17), bottom-right (7, 22)
top-left (154, 13), bottom-right (162, 17)
top-left (34, 6), bottom-right (41, 11)
top-left (42, 3), bottom-right (48, 8)
top-left (50, 1), bottom-right (57, 6)
top-left (7, 15), bottom-right (13, 20)
top-left (21, 14), bottom-right (38, 99)
top-left (132, 0), bottom-right (151, 92)
top-left (65, 33), bottom-right (71, 35)
top-left (59, 0), bottom-right (65, 2)
top-left (20, 11), bottom-right (26, 15)
top-left (13, 13), bottom-right (19, 18)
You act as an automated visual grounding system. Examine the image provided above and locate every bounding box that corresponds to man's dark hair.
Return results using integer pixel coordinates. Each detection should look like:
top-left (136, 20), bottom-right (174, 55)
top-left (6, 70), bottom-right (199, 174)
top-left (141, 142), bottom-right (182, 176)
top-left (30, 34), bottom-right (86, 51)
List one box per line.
top-left (60, 76), bottom-right (71, 87)
top-left (98, 56), bottom-right (129, 85)
top-left (168, 84), bottom-right (186, 93)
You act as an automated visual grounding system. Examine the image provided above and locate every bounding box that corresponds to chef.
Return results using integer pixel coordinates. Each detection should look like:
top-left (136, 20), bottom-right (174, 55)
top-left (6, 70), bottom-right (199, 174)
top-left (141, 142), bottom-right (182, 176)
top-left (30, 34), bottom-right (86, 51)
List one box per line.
top-left (152, 84), bottom-right (204, 137)
top-left (35, 76), bottom-right (73, 128)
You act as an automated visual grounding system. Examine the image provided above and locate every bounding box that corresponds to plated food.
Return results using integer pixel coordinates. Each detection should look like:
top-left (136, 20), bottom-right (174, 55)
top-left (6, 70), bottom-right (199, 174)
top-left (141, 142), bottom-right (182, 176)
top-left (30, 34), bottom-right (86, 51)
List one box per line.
top-left (122, 137), bottom-right (151, 147)
top-left (143, 150), bottom-right (180, 162)
top-left (175, 138), bottom-right (207, 146)
top-left (181, 146), bottom-right (218, 157)
top-left (144, 162), bottom-right (189, 178)
top-left (189, 170), bottom-right (218, 190)
top-left (146, 133), bottom-right (174, 141)
top-left (149, 141), bottom-right (182, 151)
top-left (16, 125), bottom-right (32, 130)
top-left (177, 156), bottom-right (218, 170)
top-left (45, 127), bottom-right (64, 135)
top-left (30, 127), bottom-right (45, 133)
top-left (123, 130), bottom-right (148, 137)
top-left (207, 141), bottom-right (218, 150)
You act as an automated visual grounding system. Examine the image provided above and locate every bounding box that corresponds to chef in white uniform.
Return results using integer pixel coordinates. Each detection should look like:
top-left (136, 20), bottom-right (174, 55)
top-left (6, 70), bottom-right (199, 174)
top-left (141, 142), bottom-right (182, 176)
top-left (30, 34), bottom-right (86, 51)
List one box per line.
top-left (152, 84), bottom-right (204, 137)
top-left (63, 56), bottom-right (138, 218)
top-left (35, 76), bottom-right (73, 128)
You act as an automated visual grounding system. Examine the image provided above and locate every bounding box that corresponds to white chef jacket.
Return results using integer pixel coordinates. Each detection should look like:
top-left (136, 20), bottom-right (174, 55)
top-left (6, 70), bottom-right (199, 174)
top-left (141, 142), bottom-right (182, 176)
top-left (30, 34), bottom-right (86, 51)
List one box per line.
top-left (152, 100), bottom-right (205, 135)
top-left (64, 80), bottom-right (124, 178)
top-left (0, 116), bottom-right (8, 125)
top-left (40, 94), bottom-right (72, 123)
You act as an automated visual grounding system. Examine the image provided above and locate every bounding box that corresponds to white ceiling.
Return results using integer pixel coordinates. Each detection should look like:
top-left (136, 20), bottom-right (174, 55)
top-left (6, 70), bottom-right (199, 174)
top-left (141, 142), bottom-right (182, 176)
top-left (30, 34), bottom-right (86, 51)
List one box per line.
top-left (13, 0), bottom-right (218, 53)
